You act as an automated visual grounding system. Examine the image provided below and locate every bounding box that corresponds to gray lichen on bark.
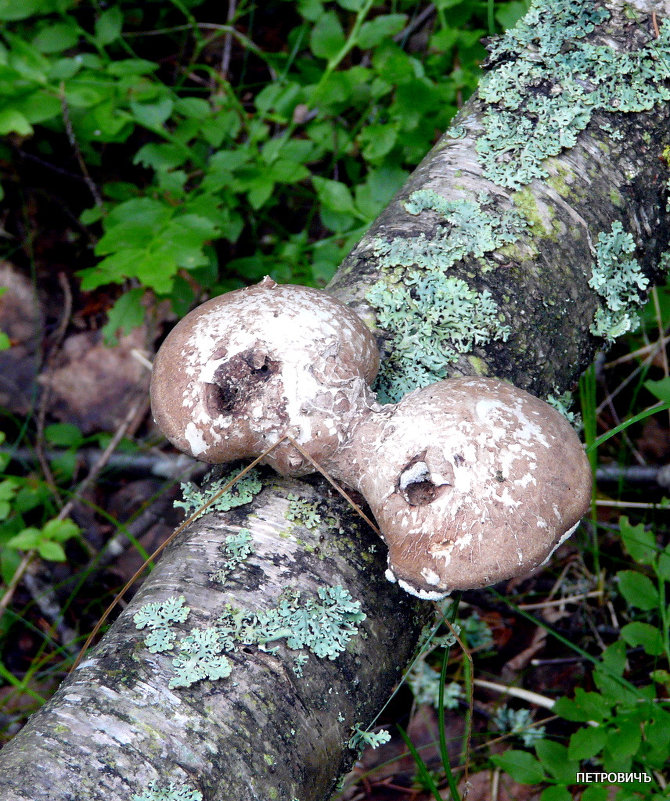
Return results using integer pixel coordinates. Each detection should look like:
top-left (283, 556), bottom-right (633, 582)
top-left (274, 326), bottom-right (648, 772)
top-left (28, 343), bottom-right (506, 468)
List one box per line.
top-left (0, 475), bottom-right (426, 800)
top-left (0, 1), bottom-right (669, 800)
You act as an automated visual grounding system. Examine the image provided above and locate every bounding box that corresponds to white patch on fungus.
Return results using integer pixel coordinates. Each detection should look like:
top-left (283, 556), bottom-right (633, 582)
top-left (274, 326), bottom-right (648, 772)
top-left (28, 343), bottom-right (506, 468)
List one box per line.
top-left (421, 567), bottom-right (441, 586)
top-left (184, 421), bottom-right (208, 457)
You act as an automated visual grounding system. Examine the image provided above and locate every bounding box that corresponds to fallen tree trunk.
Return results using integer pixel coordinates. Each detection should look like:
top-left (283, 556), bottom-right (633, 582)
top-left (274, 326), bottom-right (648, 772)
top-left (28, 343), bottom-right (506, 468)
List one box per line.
top-left (0, 2), bottom-right (668, 799)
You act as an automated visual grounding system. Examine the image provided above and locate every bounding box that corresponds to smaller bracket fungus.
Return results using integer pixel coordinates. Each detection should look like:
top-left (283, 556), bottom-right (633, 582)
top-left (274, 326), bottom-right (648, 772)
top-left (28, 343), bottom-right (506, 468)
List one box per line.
top-left (152, 281), bottom-right (592, 599)
top-left (333, 378), bottom-right (592, 599)
top-left (150, 277), bottom-right (380, 476)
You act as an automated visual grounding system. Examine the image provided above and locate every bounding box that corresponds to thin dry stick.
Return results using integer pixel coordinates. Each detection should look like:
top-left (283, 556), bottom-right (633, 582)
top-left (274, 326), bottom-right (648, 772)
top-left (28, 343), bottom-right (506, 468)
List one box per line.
top-left (221, 0), bottom-right (236, 78)
top-left (0, 551), bottom-right (34, 616)
top-left (595, 498), bottom-right (667, 509)
top-left (596, 342), bottom-right (661, 415)
top-left (518, 590), bottom-right (603, 611)
top-left (604, 332), bottom-right (670, 367)
top-left (60, 402), bottom-right (142, 522)
top-left (59, 82), bottom-right (103, 208)
top-left (0, 402), bottom-right (142, 616)
top-left (285, 435), bottom-right (381, 534)
top-left (35, 271), bottom-right (73, 509)
top-left (70, 435), bottom-right (289, 672)
top-left (472, 678), bottom-right (556, 711)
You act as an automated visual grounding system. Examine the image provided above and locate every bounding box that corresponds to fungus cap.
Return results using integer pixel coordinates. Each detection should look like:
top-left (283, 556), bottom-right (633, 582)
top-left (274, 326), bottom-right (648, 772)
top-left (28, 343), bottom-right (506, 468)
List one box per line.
top-left (150, 277), bottom-right (380, 475)
top-left (348, 377), bottom-right (592, 599)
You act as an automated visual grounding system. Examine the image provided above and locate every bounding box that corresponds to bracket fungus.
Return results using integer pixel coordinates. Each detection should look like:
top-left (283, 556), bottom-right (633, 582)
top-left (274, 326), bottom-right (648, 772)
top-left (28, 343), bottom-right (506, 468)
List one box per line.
top-left (151, 279), bottom-right (592, 599)
top-left (151, 276), bottom-right (380, 476)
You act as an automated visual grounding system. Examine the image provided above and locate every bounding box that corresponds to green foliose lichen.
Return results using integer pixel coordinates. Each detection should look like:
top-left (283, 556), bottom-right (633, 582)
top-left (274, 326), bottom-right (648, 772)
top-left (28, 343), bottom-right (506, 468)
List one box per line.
top-left (476, 0), bottom-right (670, 189)
top-left (133, 595), bottom-right (191, 654)
top-left (545, 389), bottom-right (582, 428)
top-left (368, 272), bottom-right (510, 402)
top-left (285, 494), bottom-right (321, 530)
top-left (365, 190), bottom-right (524, 402)
top-left (134, 582), bottom-right (365, 688)
top-left (211, 528), bottom-right (254, 584)
top-left (218, 585), bottom-right (366, 662)
top-left (589, 221), bottom-right (649, 341)
top-left (132, 780), bottom-right (202, 801)
top-left (384, 189), bottom-right (527, 269)
top-left (174, 468), bottom-right (262, 519)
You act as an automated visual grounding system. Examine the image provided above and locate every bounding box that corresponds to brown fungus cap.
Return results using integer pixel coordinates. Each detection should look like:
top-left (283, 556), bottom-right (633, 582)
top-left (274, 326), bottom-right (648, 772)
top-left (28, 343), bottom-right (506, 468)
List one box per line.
top-left (344, 377), bottom-right (592, 599)
top-left (150, 277), bottom-right (380, 475)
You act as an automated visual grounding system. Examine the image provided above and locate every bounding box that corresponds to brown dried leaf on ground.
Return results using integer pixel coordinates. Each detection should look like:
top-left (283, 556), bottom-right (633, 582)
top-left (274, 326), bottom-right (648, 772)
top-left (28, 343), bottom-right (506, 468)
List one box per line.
top-left (635, 417), bottom-right (670, 463)
top-left (340, 705), bottom-right (466, 800)
top-left (39, 327), bottom-right (151, 433)
top-left (458, 769), bottom-right (542, 801)
top-left (0, 262), bottom-right (43, 415)
top-left (105, 478), bottom-right (183, 584)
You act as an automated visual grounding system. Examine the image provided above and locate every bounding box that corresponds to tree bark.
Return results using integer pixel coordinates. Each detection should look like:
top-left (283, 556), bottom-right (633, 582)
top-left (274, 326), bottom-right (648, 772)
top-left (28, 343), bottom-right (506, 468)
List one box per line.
top-left (1, 2), bottom-right (669, 800)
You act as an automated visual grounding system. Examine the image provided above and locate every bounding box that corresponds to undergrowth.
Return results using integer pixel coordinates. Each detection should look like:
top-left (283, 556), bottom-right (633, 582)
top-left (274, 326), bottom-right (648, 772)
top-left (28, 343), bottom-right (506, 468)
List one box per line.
top-left (0, 2), bottom-right (669, 801)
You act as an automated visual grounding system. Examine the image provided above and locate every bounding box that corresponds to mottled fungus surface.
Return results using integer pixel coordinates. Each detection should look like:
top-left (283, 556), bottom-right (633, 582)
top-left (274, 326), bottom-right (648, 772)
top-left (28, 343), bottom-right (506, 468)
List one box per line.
top-left (152, 281), bottom-right (592, 599)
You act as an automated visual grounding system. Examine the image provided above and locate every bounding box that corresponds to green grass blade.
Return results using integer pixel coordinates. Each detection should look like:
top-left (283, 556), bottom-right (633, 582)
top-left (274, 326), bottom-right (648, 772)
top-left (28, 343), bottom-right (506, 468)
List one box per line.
top-left (585, 400), bottom-right (670, 454)
top-left (397, 724), bottom-right (443, 801)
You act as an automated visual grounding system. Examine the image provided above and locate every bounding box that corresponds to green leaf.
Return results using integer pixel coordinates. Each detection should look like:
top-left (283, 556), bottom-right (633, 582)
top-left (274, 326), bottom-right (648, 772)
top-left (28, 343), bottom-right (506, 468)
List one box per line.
top-left (620, 516), bottom-right (658, 565)
top-left (620, 622), bottom-right (665, 656)
top-left (14, 90), bottom-right (61, 124)
top-left (49, 450), bottom-right (77, 482)
top-left (7, 527), bottom-right (41, 551)
top-left (658, 545), bottom-right (670, 581)
top-left (540, 786), bottom-right (572, 801)
top-left (0, 480), bottom-right (18, 521)
top-left (496, 1), bottom-right (531, 29)
top-left (0, 330), bottom-right (9, 350)
top-left (42, 518), bottom-right (79, 543)
top-left (651, 668), bottom-right (670, 688)
top-left (359, 123), bottom-right (397, 161)
top-left (554, 688), bottom-right (611, 723)
top-left (604, 716), bottom-right (642, 761)
top-left (95, 6), bottom-right (123, 45)
top-left (0, 108), bottom-right (33, 136)
top-left (174, 97), bottom-right (211, 119)
top-left (63, 81), bottom-right (107, 108)
top-left (298, 0), bottom-right (324, 20)
top-left (133, 143), bottom-right (187, 171)
top-left (312, 176), bottom-right (357, 214)
top-left (490, 750), bottom-right (546, 784)
top-left (310, 11), bottom-right (345, 60)
top-left (156, 214), bottom-right (218, 268)
top-left (0, 0), bottom-right (46, 19)
top-left (268, 159), bottom-right (310, 183)
top-left (580, 787), bottom-right (609, 801)
top-left (102, 288), bottom-right (146, 345)
top-left (0, 479), bottom-right (18, 502)
top-left (568, 725), bottom-right (607, 760)
top-left (37, 540), bottom-right (66, 562)
top-left (534, 740), bottom-right (578, 784)
top-left (357, 14), bottom-right (407, 49)
top-left (644, 377), bottom-right (670, 403)
top-left (106, 58), bottom-right (158, 76)
top-left (599, 639), bottom-right (627, 677)
top-left (1, 548), bottom-right (21, 586)
top-left (32, 22), bottom-right (80, 53)
top-left (96, 198), bottom-right (173, 253)
top-left (44, 422), bottom-right (83, 448)
top-left (130, 96), bottom-right (174, 128)
top-left (617, 570), bottom-right (659, 610)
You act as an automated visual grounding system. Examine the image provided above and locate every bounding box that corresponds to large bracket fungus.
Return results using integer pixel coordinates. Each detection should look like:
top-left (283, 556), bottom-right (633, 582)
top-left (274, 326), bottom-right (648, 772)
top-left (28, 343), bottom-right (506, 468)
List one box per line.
top-left (151, 276), bottom-right (380, 476)
top-left (151, 278), bottom-right (592, 599)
